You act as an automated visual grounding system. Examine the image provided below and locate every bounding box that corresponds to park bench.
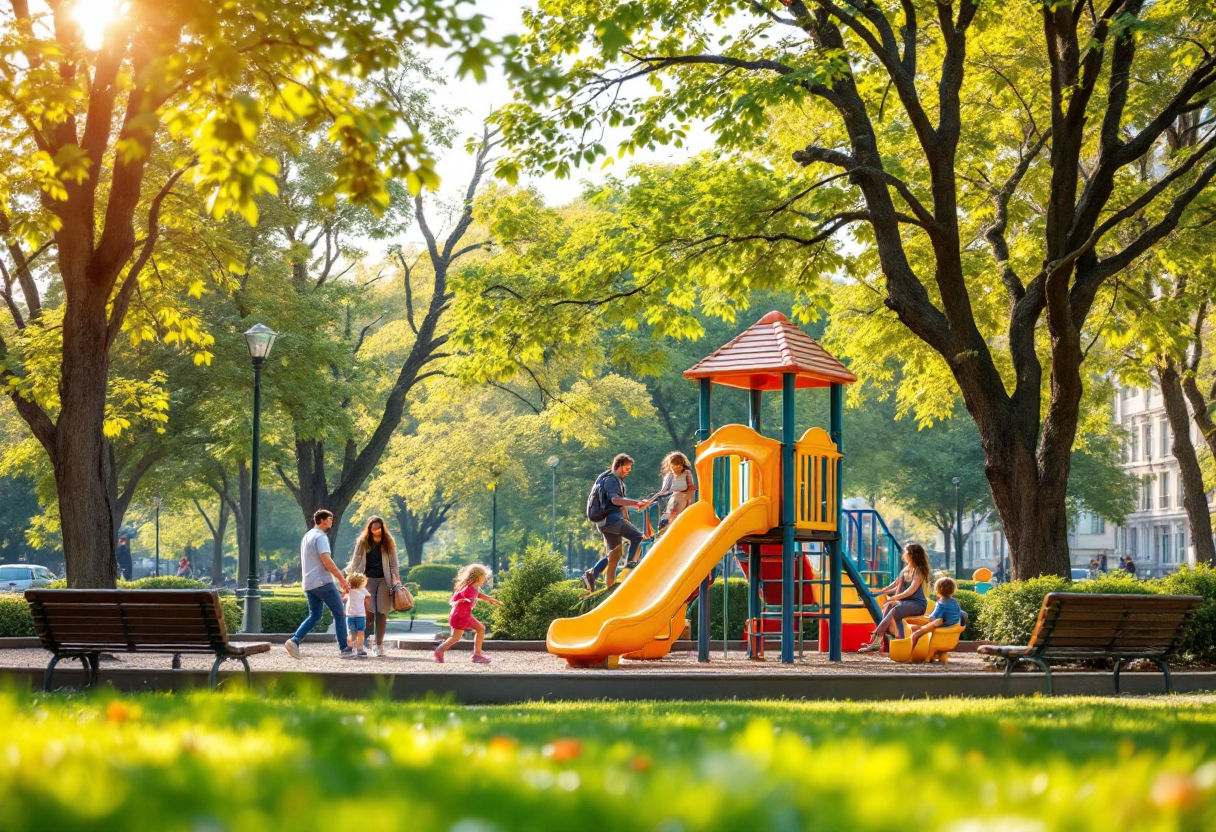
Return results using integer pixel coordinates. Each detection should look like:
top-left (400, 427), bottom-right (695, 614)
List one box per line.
top-left (25, 589), bottom-right (270, 691)
top-left (977, 592), bottom-right (1202, 694)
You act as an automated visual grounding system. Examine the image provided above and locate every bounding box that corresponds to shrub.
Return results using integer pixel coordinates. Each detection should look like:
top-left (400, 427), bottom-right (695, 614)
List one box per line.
top-left (1157, 564), bottom-right (1216, 662)
top-left (123, 576), bottom-right (210, 590)
top-left (689, 578), bottom-right (750, 641)
top-left (259, 597), bottom-right (332, 634)
top-left (978, 576), bottom-right (1070, 645)
top-left (518, 583), bottom-right (585, 640)
top-left (219, 596), bottom-right (242, 633)
top-left (490, 546), bottom-right (565, 639)
top-left (1078, 573), bottom-right (1154, 595)
top-left (408, 564), bottom-right (460, 591)
top-left (954, 590), bottom-right (984, 641)
top-left (0, 594), bottom-right (34, 637)
top-left (954, 579), bottom-right (977, 592)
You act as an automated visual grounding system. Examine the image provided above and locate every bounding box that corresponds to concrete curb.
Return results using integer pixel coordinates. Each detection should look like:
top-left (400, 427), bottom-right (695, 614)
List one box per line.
top-left (2, 665), bottom-right (1212, 703)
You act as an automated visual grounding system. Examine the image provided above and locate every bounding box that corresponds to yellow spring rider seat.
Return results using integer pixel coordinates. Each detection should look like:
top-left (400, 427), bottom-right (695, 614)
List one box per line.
top-left (887, 611), bottom-right (964, 663)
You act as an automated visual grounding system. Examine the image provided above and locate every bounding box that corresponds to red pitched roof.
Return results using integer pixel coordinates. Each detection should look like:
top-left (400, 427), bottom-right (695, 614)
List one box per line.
top-left (683, 311), bottom-right (856, 391)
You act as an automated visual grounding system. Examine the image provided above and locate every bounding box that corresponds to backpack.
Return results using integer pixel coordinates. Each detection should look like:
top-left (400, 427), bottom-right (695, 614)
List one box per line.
top-left (586, 471), bottom-right (613, 523)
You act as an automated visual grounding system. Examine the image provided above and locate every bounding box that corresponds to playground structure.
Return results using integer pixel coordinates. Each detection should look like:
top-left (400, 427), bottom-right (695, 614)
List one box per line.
top-left (548, 311), bottom-right (902, 667)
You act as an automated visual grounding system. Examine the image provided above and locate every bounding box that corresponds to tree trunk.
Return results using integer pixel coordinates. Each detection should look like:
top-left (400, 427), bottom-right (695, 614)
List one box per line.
top-left (56, 290), bottom-right (117, 588)
top-left (1160, 359), bottom-right (1216, 565)
top-left (212, 498), bottom-right (230, 584)
top-left (983, 432), bottom-right (1073, 580)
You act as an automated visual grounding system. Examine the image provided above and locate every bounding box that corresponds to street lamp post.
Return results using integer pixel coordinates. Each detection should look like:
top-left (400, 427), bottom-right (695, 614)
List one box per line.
top-left (547, 456), bottom-right (559, 549)
top-left (243, 323), bottom-right (277, 634)
top-left (952, 477), bottom-right (963, 577)
top-left (490, 481), bottom-right (499, 573)
top-left (153, 496), bottom-right (162, 577)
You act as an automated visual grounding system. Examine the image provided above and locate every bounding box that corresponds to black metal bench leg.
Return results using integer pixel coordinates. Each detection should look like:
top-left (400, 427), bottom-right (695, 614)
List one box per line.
top-left (241, 657), bottom-right (251, 688)
top-left (1003, 658), bottom-right (1014, 678)
top-left (1113, 658), bottom-right (1124, 695)
top-left (1029, 658), bottom-right (1052, 695)
top-left (43, 654), bottom-right (62, 692)
top-left (87, 653), bottom-right (100, 687)
top-left (1154, 658), bottom-right (1173, 694)
top-left (209, 655), bottom-right (224, 690)
top-left (172, 653), bottom-right (182, 670)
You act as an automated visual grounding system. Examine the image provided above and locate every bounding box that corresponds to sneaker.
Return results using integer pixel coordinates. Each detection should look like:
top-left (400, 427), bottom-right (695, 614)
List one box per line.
top-left (472, 654), bottom-right (492, 664)
top-left (356, 650), bottom-right (368, 659)
top-left (373, 646), bottom-right (385, 658)
top-left (339, 649), bottom-right (358, 660)
top-left (433, 649), bottom-right (445, 663)
top-left (857, 642), bottom-right (882, 654)
top-left (284, 639), bottom-right (301, 660)
top-left (581, 571), bottom-right (594, 592)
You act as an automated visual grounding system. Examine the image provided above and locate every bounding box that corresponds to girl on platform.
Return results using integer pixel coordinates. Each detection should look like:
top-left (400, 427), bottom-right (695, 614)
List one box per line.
top-left (858, 543), bottom-right (931, 653)
top-left (658, 451), bottom-right (696, 530)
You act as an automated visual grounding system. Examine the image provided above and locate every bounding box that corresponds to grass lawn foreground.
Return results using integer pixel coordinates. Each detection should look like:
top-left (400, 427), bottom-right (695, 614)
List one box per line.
top-left (0, 690), bottom-right (1213, 831)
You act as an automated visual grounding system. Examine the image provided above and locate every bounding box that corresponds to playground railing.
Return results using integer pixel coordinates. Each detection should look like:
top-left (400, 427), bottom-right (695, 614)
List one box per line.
top-left (793, 427), bottom-right (841, 532)
top-left (842, 508), bottom-right (901, 587)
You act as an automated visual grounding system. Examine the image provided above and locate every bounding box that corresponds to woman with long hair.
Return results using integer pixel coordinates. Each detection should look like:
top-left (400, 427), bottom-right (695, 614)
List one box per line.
top-left (658, 451), bottom-right (696, 529)
top-left (346, 515), bottom-right (401, 657)
top-left (858, 543), bottom-right (931, 653)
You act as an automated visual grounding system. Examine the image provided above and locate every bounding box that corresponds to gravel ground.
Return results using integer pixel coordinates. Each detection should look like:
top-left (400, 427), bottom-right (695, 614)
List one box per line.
top-left (1, 644), bottom-right (1007, 675)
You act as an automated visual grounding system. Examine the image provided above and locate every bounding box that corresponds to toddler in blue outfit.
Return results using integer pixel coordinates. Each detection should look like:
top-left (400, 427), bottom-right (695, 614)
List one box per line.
top-left (908, 576), bottom-right (967, 659)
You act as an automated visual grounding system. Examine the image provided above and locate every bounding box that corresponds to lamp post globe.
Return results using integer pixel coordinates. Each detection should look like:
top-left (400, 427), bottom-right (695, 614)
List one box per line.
top-left (243, 324), bottom-right (277, 633)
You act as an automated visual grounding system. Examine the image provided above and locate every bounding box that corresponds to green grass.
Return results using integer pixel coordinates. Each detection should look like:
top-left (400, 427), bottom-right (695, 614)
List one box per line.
top-left (1, 689), bottom-right (1214, 830)
top-left (387, 589), bottom-right (450, 620)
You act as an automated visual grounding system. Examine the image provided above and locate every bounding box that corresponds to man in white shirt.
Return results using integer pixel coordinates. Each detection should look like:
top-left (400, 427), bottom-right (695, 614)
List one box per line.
top-left (285, 509), bottom-right (356, 659)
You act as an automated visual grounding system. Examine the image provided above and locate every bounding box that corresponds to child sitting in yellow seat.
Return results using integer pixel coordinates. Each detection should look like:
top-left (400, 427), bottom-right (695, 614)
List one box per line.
top-left (908, 576), bottom-right (966, 660)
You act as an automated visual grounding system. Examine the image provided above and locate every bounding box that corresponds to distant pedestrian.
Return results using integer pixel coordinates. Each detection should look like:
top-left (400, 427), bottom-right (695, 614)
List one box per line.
top-left (116, 536), bottom-right (132, 581)
top-left (176, 556), bottom-right (192, 578)
top-left (285, 509), bottom-right (356, 660)
top-left (434, 564), bottom-right (501, 664)
top-left (1122, 555), bottom-right (1138, 577)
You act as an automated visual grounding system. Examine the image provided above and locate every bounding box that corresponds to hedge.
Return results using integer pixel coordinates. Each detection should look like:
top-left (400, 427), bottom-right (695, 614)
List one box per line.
top-left (689, 578), bottom-right (751, 641)
top-left (408, 564), bottom-right (460, 591)
top-left (259, 597), bottom-right (332, 634)
top-left (0, 594), bottom-right (34, 637)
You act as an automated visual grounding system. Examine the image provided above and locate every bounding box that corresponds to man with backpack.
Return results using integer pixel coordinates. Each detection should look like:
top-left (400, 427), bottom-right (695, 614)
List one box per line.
top-left (582, 453), bottom-right (652, 591)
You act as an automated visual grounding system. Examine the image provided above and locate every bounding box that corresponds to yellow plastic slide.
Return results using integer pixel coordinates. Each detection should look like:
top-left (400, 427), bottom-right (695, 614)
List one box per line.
top-left (546, 496), bottom-right (773, 667)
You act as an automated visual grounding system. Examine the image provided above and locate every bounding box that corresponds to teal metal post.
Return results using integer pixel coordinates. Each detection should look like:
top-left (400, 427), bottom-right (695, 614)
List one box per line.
top-left (747, 388), bottom-right (762, 658)
top-left (781, 373), bottom-right (796, 663)
top-left (828, 382), bottom-right (844, 661)
top-left (697, 378), bottom-right (713, 662)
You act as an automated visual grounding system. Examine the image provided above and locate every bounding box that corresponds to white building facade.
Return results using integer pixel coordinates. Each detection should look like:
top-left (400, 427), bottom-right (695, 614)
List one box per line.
top-left (1113, 384), bottom-right (1208, 578)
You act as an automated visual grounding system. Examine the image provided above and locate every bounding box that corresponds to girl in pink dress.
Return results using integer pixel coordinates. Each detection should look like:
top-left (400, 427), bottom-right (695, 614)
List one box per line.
top-left (434, 564), bottom-right (501, 664)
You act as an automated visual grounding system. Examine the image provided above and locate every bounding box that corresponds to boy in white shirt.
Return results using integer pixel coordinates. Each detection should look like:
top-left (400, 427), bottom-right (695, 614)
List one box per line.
top-left (344, 572), bottom-right (372, 658)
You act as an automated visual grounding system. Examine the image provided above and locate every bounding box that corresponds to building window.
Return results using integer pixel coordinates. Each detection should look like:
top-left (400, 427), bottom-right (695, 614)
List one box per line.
top-left (1161, 472), bottom-right (1171, 509)
top-left (1128, 527), bottom-right (1139, 556)
top-left (1178, 474), bottom-right (1185, 508)
top-left (1089, 514), bottom-right (1105, 535)
top-left (1156, 525), bottom-right (1171, 563)
top-left (1142, 475), bottom-right (1154, 511)
top-left (1175, 524), bottom-right (1187, 565)
top-left (1144, 423), bottom-right (1153, 460)
top-left (1161, 420), bottom-right (1171, 457)
top-left (1131, 426), bottom-right (1140, 463)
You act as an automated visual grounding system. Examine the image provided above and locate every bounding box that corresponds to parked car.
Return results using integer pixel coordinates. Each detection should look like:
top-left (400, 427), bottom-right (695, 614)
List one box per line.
top-left (0, 563), bottom-right (57, 593)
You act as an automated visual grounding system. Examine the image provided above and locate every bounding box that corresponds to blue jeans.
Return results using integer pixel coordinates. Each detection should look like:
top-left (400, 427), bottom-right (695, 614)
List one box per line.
top-left (592, 518), bottom-right (644, 576)
top-left (293, 582), bottom-right (349, 652)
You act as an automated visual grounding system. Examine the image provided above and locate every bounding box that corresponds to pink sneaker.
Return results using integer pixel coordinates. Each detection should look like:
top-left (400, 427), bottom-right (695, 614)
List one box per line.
top-left (471, 654), bottom-right (492, 664)
top-left (433, 649), bottom-right (444, 663)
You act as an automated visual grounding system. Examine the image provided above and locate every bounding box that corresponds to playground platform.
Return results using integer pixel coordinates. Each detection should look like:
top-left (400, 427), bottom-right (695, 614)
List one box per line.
top-left (1, 642), bottom-right (1212, 702)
